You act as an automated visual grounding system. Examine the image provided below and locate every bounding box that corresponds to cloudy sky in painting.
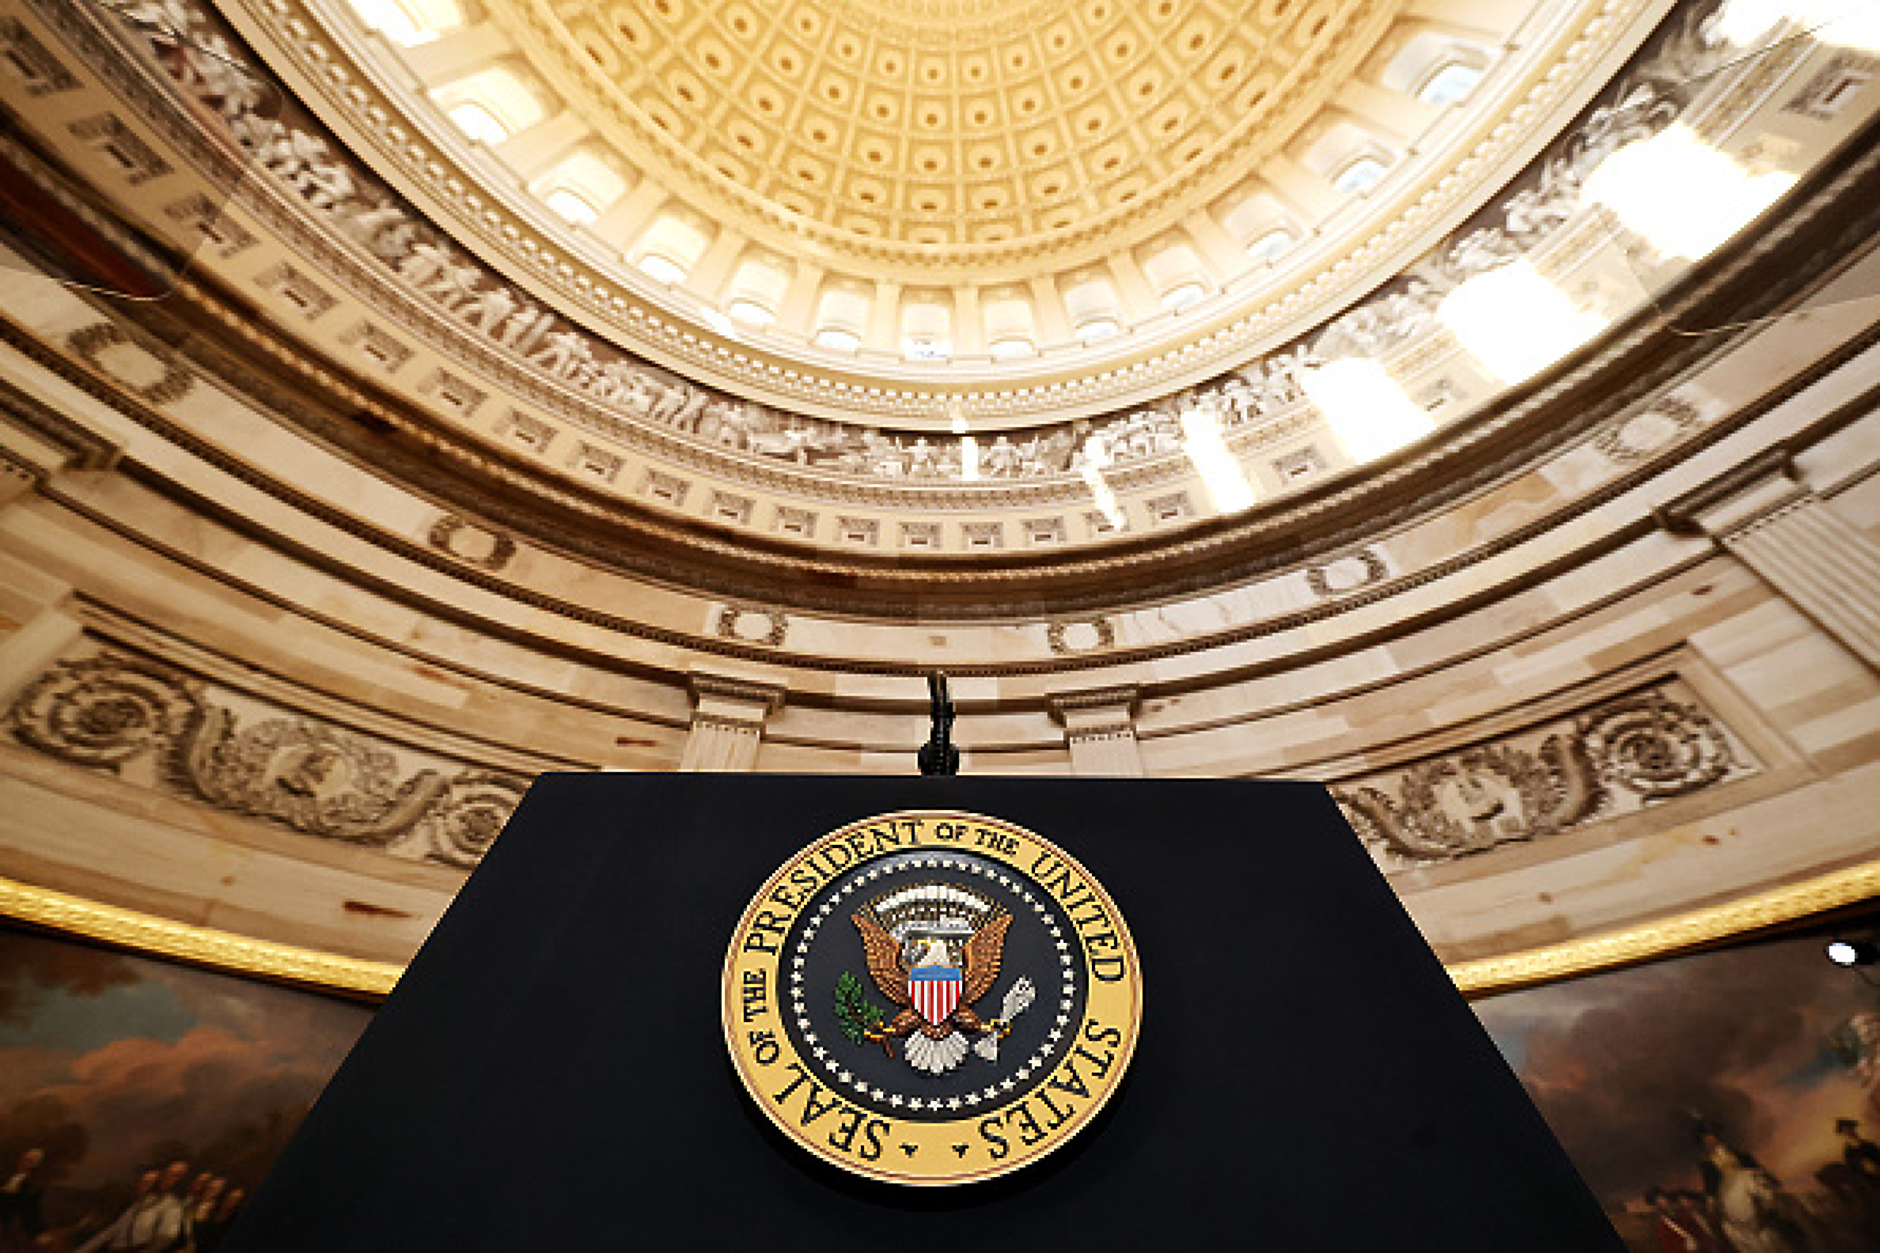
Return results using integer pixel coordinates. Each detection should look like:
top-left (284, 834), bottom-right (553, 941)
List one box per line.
top-left (1472, 920), bottom-right (1880, 1211)
top-left (0, 925), bottom-right (372, 1194)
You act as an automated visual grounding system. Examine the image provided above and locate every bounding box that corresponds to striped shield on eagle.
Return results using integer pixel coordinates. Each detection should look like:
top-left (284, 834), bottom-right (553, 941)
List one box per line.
top-left (909, 962), bottom-right (963, 1026)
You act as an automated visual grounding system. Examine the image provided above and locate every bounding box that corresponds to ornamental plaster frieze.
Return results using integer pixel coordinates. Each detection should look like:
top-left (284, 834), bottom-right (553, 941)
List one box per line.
top-left (1332, 677), bottom-right (1762, 874)
top-left (209, 0), bottom-right (1672, 419)
top-left (47, 92), bottom-right (1880, 592)
top-left (5, 30), bottom-right (1877, 632)
top-left (4, 645), bottom-right (533, 869)
top-left (0, 138), bottom-right (1275, 541)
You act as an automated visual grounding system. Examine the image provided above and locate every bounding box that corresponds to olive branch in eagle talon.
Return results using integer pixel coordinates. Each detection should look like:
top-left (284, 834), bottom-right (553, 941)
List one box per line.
top-left (832, 972), bottom-right (886, 1044)
top-left (849, 909), bottom-right (1013, 1058)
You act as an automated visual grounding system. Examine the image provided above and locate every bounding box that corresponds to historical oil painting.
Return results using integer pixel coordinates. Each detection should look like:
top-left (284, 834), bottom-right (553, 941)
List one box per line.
top-left (1475, 913), bottom-right (1880, 1252)
top-left (0, 923), bottom-right (371, 1251)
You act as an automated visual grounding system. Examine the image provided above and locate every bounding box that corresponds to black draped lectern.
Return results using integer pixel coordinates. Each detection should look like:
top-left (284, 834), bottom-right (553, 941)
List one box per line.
top-left (228, 774), bottom-right (1619, 1251)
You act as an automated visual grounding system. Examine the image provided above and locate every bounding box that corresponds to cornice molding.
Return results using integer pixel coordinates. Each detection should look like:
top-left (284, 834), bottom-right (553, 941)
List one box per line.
top-left (689, 670), bottom-right (789, 715)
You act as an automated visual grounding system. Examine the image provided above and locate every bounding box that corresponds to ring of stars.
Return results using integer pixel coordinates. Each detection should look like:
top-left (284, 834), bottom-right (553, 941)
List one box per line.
top-left (788, 853), bottom-right (1081, 1113)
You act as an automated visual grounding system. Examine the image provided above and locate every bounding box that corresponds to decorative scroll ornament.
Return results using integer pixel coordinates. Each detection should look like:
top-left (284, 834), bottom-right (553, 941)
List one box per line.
top-left (1338, 736), bottom-right (1600, 863)
top-left (1332, 683), bottom-right (1755, 869)
top-left (181, 708), bottom-right (449, 846)
top-left (1577, 691), bottom-right (1735, 798)
top-left (723, 810), bottom-right (1141, 1186)
top-left (9, 654), bottom-right (199, 768)
top-left (7, 653), bottom-right (526, 866)
top-left (414, 771), bottom-right (530, 868)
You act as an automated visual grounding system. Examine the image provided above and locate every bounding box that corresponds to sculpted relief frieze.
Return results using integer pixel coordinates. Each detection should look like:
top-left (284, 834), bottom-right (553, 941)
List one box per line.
top-left (7, 651), bottom-right (528, 869)
top-left (1331, 681), bottom-right (1757, 873)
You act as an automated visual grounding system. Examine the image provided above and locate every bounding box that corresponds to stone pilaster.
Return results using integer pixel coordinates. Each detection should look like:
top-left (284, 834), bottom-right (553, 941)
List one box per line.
top-left (1050, 684), bottom-right (1145, 777)
top-left (680, 671), bottom-right (787, 771)
top-left (1660, 450), bottom-right (1880, 673)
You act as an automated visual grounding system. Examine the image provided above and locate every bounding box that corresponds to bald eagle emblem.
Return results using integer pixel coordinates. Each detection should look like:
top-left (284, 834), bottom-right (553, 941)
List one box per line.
top-left (835, 882), bottom-right (1036, 1075)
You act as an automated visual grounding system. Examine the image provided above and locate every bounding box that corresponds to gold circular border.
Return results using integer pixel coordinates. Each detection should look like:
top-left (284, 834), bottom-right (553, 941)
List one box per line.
top-left (721, 809), bottom-right (1143, 1186)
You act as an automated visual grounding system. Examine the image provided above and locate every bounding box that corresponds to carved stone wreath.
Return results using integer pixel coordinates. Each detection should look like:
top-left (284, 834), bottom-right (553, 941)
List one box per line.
top-left (1046, 617), bottom-right (1117, 655)
top-left (1591, 396), bottom-right (1703, 464)
top-left (66, 323), bottom-right (195, 407)
top-left (427, 513), bottom-right (518, 572)
top-left (715, 605), bottom-right (788, 647)
top-left (1304, 549), bottom-right (1390, 599)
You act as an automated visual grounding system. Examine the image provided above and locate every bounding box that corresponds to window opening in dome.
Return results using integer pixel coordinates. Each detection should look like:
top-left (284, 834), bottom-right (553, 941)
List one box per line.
top-left (435, 64), bottom-right (545, 145)
top-left (1300, 359), bottom-right (1435, 464)
top-left (1582, 124), bottom-right (1797, 260)
top-left (544, 189), bottom-right (599, 226)
top-left (1332, 156), bottom-right (1387, 195)
top-left (448, 102), bottom-right (508, 146)
top-left (1246, 229), bottom-right (1295, 262)
top-left (989, 338), bottom-right (1036, 360)
top-left (1435, 261), bottom-right (1606, 384)
top-left (638, 254), bottom-right (688, 286)
top-left (904, 337), bottom-right (951, 360)
top-left (813, 329), bottom-right (862, 353)
top-left (960, 435), bottom-right (981, 481)
top-left (1715, 0), bottom-right (1880, 51)
top-left (1065, 274), bottom-right (1124, 342)
top-left (1162, 282), bottom-right (1206, 312)
top-left (728, 300), bottom-right (776, 328)
top-left (348, 0), bottom-right (458, 46)
top-left (1417, 62), bottom-right (1482, 105)
top-left (1079, 436), bottom-right (1126, 530)
top-left (1179, 404), bottom-right (1257, 513)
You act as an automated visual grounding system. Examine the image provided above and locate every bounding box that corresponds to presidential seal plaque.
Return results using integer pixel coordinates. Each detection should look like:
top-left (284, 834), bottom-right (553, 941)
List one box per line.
top-left (723, 809), bottom-right (1142, 1186)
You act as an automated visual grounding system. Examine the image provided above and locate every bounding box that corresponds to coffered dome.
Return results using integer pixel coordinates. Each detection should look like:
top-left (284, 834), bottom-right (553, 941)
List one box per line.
top-left (318, 0), bottom-right (1653, 406)
top-left (507, 0), bottom-right (1377, 259)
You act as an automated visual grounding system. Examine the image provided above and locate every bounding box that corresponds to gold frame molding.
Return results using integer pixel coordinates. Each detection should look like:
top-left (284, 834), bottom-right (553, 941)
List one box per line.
top-left (0, 877), bottom-right (402, 997)
top-left (1445, 860), bottom-right (1880, 994)
top-left (3, 863), bottom-right (1876, 1000)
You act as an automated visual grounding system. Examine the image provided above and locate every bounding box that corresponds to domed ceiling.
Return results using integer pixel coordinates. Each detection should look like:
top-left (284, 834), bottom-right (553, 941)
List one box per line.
top-left (4, 0), bottom-right (1870, 609)
top-left (282, 0), bottom-right (1669, 415)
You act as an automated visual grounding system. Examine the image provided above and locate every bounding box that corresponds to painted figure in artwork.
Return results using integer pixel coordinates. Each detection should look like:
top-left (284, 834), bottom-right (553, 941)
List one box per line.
top-left (1696, 1130), bottom-right (1808, 1253)
top-left (0, 1147), bottom-right (47, 1250)
top-left (77, 1159), bottom-right (192, 1253)
top-left (1646, 1187), bottom-right (1703, 1253)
